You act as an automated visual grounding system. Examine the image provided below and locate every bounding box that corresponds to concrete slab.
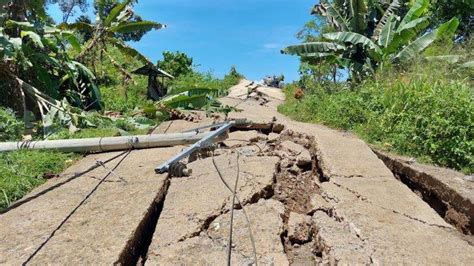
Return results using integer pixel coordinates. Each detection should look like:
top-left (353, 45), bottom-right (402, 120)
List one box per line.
top-left (0, 147), bottom-right (181, 264)
top-left (224, 130), bottom-right (267, 147)
top-left (146, 154), bottom-right (279, 262)
top-left (256, 86), bottom-right (286, 101)
top-left (376, 150), bottom-right (474, 234)
top-left (147, 200), bottom-right (287, 265)
top-left (152, 117), bottom-right (215, 134)
top-left (207, 199), bottom-right (288, 265)
top-left (318, 181), bottom-right (474, 264)
top-left (220, 96), bottom-right (395, 180)
top-left (227, 79), bottom-right (252, 99)
top-left (146, 235), bottom-right (252, 265)
top-left (220, 93), bottom-right (474, 263)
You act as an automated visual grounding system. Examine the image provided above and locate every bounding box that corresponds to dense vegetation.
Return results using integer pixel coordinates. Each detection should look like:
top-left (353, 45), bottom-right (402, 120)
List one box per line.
top-left (0, 0), bottom-right (242, 210)
top-left (281, 0), bottom-right (473, 173)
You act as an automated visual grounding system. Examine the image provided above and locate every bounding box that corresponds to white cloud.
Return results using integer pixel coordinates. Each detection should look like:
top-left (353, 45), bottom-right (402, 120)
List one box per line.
top-left (263, 43), bottom-right (282, 49)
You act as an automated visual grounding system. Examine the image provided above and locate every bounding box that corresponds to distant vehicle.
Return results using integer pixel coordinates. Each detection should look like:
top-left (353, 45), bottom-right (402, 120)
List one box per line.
top-left (263, 75), bottom-right (285, 89)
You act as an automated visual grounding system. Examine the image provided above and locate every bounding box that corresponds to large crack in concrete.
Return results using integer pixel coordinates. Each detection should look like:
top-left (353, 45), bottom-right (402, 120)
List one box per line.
top-left (375, 150), bottom-right (473, 235)
top-left (116, 177), bottom-right (170, 265)
top-left (118, 124), bottom-right (473, 265)
top-left (267, 131), bottom-right (328, 264)
top-left (139, 128), bottom-right (328, 265)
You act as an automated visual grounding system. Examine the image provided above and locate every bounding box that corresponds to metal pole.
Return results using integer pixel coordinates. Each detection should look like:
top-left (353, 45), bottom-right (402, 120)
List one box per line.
top-left (155, 121), bottom-right (235, 174)
top-left (0, 132), bottom-right (211, 153)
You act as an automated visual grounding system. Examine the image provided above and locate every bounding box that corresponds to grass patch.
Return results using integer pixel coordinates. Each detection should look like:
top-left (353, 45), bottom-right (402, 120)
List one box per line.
top-left (279, 62), bottom-right (473, 173)
top-left (0, 150), bottom-right (80, 211)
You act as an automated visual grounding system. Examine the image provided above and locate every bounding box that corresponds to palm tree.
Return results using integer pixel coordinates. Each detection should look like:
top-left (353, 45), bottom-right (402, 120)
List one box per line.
top-left (65, 0), bottom-right (164, 67)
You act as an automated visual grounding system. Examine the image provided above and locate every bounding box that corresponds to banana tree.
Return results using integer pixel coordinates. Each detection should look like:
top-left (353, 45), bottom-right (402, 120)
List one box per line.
top-left (0, 19), bottom-right (102, 132)
top-left (283, 0), bottom-right (460, 81)
top-left (63, 0), bottom-right (165, 74)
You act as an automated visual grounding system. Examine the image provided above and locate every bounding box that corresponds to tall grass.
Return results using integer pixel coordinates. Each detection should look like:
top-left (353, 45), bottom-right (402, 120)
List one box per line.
top-left (279, 48), bottom-right (473, 173)
top-left (0, 150), bottom-right (80, 210)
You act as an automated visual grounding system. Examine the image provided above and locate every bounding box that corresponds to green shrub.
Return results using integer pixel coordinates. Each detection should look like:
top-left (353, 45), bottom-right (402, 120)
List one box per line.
top-left (169, 68), bottom-right (242, 96)
top-left (93, 46), bottom-right (150, 113)
top-left (157, 51), bottom-right (194, 78)
top-left (0, 108), bottom-right (23, 141)
top-left (279, 64), bottom-right (473, 173)
top-left (357, 78), bottom-right (473, 172)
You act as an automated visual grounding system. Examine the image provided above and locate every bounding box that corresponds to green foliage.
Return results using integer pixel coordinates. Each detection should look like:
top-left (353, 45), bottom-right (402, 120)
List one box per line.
top-left (169, 67), bottom-right (242, 97)
top-left (0, 108), bottom-right (23, 141)
top-left (358, 77), bottom-right (472, 173)
top-left (227, 65), bottom-right (244, 80)
top-left (94, 46), bottom-right (150, 112)
top-left (73, 0), bottom-right (164, 66)
top-left (0, 20), bottom-right (102, 111)
top-left (430, 0), bottom-right (474, 38)
top-left (0, 150), bottom-right (80, 210)
top-left (280, 56), bottom-right (473, 173)
top-left (283, 0), bottom-right (461, 82)
top-left (157, 51), bottom-right (193, 78)
top-left (161, 67), bottom-right (242, 112)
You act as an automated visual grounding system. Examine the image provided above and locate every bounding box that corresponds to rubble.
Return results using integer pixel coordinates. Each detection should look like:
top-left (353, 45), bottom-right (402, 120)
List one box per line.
top-left (279, 140), bottom-right (312, 168)
top-left (288, 212), bottom-right (312, 244)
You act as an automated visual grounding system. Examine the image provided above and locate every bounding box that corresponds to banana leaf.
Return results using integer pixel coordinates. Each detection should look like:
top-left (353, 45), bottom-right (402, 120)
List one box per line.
top-left (161, 94), bottom-right (209, 109)
top-left (386, 17), bottom-right (430, 53)
top-left (282, 42), bottom-right (344, 56)
top-left (399, 0), bottom-right (429, 28)
top-left (20, 31), bottom-right (44, 48)
top-left (394, 18), bottom-right (459, 62)
top-left (104, 0), bottom-right (134, 26)
top-left (373, 0), bottom-right (400, 41)
top-left (313, 0), bottom-right (349, 31)
top-left (323, 32), bottom-right (382, 59)
top-left (111, 21), bottom-right (165, 34)
top-left (378, 15), bottom-right (397, 48)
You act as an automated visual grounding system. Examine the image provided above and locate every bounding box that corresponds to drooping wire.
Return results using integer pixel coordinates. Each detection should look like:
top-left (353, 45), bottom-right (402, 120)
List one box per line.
top-left (211, 149), bottom-right (258, 266)
top-left (2, 150), bottom-right (130, 214)
top-left (227, 152), bottom-right (240, 265)
top-left (22, 149), bottom-right (133, 265)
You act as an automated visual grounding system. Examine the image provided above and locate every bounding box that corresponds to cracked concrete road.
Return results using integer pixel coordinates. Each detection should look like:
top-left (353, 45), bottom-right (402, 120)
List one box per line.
top-left (0, 148), bottom-right (180, 264)
top-left (147, 153), bottom-right (278, 248)
top-left (0, 79), bottom-right (472, 265)
top-left (218, 80), bottom-right (474, 264)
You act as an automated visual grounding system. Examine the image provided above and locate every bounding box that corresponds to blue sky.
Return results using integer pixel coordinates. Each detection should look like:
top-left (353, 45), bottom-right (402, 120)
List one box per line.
top-left (48, 0), bottom-right (316, 81)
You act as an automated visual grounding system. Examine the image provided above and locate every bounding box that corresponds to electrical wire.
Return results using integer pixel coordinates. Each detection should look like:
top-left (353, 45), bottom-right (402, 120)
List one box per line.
top-left (22, 149), bottom-right (132, 265)
top-left (227, 152), bottom-right (240, 265)
top-left (1, 150), bottom-right (130, 214)
top-left (211, 149), bottom-right (258, 266)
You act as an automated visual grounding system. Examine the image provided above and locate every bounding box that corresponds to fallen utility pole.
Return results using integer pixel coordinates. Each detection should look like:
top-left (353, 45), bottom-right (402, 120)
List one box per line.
top-left (0, 132), bottom-right (213, 153)
top-left (155, 121), bottom-right (235, 174)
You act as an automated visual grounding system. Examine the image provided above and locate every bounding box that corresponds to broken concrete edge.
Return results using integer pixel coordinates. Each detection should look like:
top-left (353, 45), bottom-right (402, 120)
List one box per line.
top-left (374, 150), bottom-right (474, 235)
top-left (230, 122), bottom-right (285, 134)
top-left (116, 177), bottom-right (170, 264)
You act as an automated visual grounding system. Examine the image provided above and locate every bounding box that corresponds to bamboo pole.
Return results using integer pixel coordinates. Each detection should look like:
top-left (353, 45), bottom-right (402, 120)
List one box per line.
top-left (0, 132), bottom-right (216, 153)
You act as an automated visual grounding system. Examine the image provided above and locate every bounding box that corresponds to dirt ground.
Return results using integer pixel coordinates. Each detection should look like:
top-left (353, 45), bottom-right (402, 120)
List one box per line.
top-left (0, 80), bottom-right (472, 265)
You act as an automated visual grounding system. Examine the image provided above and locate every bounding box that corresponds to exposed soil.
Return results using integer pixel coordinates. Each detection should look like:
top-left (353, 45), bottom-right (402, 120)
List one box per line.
top-left (267, 131), bottom-right (322, 264)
